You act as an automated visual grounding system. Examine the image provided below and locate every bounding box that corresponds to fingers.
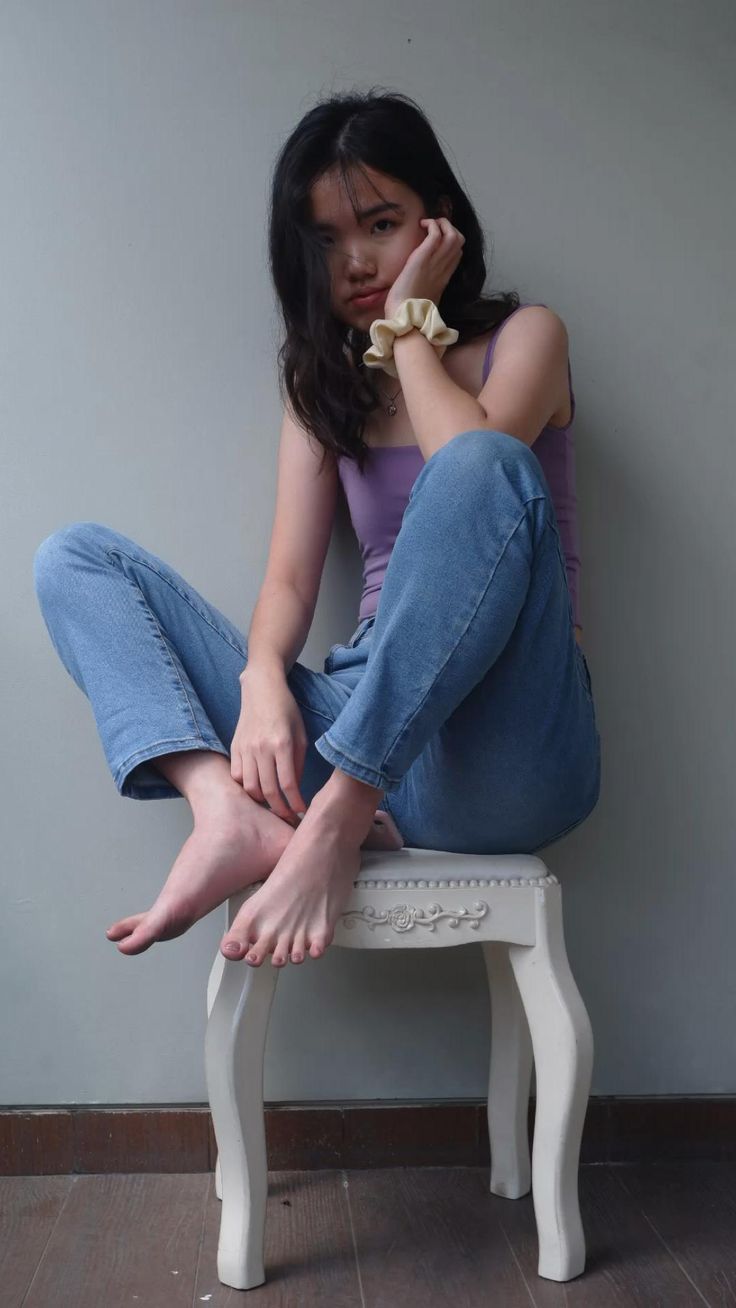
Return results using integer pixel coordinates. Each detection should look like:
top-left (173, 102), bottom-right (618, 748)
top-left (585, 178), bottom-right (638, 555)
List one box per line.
top-left (230, 740), bottom-right (308, 827)
top-left (256, 753), bottom-right (294, 824)
top-left (249, 750), bottom-right (306, 826)
top-left (422, 216), bottom-right (464, 243)
top-left (436, 217), bottom-right (465, 253)
top-left (274, 744), bottom-right (308, 822)
top-left (241, 757), bottom-right (267, 806)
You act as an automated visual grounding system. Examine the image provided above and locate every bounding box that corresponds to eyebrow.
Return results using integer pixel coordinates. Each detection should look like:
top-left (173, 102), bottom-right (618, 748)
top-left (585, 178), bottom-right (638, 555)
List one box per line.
top-left (313, 201), bottom-right (404, 232)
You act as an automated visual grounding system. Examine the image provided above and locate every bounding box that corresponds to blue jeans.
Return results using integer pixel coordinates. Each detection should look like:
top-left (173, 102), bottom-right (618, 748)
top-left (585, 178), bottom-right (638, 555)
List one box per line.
top-left (33, 429), bottom-right (600, 855)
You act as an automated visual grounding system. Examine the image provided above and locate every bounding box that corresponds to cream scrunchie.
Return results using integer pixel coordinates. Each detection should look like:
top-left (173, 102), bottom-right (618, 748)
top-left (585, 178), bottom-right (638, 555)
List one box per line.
top-left (362, 297), bottom-right (459, 379)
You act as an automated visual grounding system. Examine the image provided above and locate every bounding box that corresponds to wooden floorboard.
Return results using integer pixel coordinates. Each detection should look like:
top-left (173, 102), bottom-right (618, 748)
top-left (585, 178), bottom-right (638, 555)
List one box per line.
top-left (1, 1164), bottom-right (727, 1307)
top-left (610, 1161), bottom-right (736, 1306)
top-left (347, 1166), bottom-right (535, 1305)
top-left (0, 1177), bottom-right (72, 1306)
top-left (495, 1165), bottom-right (711, 1307)
top-left (18, 1174), bottom-right (208, 1307)
top-left (193, 1170), bottom-right (363, 1305)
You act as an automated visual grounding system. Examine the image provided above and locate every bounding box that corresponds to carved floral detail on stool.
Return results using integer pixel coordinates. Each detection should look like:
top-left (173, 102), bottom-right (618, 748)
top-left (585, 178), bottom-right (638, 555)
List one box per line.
top-left (341, 900), bottom-right (490, 933)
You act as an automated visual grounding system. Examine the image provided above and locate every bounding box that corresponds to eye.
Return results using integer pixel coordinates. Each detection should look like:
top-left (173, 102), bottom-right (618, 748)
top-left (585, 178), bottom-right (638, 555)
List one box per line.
top-left (315, 219), bottom-right (395, 249)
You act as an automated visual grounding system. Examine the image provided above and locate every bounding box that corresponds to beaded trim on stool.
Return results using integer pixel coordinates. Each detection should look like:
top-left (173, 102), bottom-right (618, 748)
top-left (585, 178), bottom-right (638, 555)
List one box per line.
top-left (352, 874), bottom-right (559, 890)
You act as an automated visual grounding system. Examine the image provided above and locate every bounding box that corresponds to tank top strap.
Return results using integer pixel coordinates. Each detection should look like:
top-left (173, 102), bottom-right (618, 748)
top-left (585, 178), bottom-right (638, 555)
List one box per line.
top-left (481, 301), bottom-right (549, 385)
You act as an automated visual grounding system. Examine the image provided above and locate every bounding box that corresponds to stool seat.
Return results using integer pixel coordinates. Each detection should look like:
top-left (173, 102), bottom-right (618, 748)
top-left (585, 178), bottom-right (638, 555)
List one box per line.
top-left (205, 848), bottom-right (594, 1289)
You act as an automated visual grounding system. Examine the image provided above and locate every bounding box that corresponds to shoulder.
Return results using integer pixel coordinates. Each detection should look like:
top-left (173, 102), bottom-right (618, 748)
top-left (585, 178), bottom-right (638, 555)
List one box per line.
top-left (493, 304), bottom-right (568, 355)
top-left (444, 305), bottom-right (568, 395)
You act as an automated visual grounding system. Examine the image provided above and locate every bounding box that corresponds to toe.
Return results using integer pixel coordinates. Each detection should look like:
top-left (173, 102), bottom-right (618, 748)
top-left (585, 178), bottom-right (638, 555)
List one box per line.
top-left (106, 914), bottom-right (144, 941)
top-left (290, 931), bottom-right (307, 965)
top-left (221, 911), bottom-right (256, 960)
top-left (308, 928), bottom-right (333, 960)
top-left (115, 922), bottom-right (156, 955)
top-left (272, 934), bottom-right (292, 968)
top-left (118, 902), bottom-right (193, 954)
top-left (221, 927), bottom-right (270, 966)
top-left (246, 934), bottom-right (276, 967)
top-left (221, 937), bottom-right (248, 960)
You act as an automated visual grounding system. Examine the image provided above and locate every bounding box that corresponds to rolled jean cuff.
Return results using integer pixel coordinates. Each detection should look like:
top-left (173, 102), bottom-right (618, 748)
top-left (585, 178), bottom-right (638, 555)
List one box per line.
top-left (314, 730), bottom-right (402, 792)
top-left (114, 738), bottom-right (231, 800)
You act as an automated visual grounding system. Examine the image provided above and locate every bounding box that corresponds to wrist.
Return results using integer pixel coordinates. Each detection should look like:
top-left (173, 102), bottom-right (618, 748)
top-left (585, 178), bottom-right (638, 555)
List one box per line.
top-left (362, 298), bottom-right (458, 378)
top-left (392, 328), bottom-right (428, 353)
top-left (239, 659), bottom-right (286, 686)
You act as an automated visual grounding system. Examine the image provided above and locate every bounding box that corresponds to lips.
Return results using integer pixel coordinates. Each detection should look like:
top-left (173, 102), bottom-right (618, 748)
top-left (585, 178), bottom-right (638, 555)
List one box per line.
top-left (349, 287), bottom-right (387, 306)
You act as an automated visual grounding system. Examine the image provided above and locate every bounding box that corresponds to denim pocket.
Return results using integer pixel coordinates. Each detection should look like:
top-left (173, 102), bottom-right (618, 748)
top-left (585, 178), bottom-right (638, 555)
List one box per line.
top-left (324, 643), bottom-right (342, 674)
top-left (324, 618), bottom-right (375, 672)
top-left (347, 615), bottom-right (376, 648)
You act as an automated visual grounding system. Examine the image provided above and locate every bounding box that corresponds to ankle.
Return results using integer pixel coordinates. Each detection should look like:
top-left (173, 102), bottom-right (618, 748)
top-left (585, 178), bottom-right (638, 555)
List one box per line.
top-left (153, 749), bottom-right (239, 811)
top-left (323, 766), bottom-right (384, 809)
top-left (311, 769), bottom-right (383, 839)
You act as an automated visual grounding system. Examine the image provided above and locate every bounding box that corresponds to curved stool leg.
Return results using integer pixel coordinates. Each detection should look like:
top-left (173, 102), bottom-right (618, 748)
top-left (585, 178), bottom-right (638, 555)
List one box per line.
top-left (206, 950), bottom-right (226, 1201)
top-left (481, 941), bottom-right (533, 1199)
top-left (507, 883), bottom-right (594, 1282)
top-left (204, 887), bottom-right (278, 1291)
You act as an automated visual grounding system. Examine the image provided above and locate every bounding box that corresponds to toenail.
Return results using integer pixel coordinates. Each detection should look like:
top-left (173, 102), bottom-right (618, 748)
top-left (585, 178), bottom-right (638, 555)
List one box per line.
top-left (224, 942), bottom-right (240, 955)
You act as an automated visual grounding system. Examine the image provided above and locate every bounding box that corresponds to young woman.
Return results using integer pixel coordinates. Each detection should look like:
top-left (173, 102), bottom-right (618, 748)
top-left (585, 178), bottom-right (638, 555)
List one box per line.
top-left (33, 89), bottom-right (600, 971)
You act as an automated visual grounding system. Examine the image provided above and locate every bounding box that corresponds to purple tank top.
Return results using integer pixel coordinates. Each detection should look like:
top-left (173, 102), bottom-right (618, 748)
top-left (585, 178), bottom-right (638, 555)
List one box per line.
top-left (337, 302), bottom-right (582, 629)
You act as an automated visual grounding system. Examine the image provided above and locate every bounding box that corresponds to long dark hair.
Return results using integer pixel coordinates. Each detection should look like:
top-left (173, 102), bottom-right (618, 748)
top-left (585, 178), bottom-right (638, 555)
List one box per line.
top-left (268, 88), bottom-right (520, 475)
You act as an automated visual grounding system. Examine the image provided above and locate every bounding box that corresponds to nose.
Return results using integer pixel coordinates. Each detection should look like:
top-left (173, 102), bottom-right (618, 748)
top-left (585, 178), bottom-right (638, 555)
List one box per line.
top-left (338, 237), bottom-right (376, 274)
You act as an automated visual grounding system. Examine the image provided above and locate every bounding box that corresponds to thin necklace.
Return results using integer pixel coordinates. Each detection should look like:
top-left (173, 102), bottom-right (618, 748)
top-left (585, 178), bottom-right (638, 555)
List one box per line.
top-left (377, 381), bottom-right (402, 417)
top-left (356, 353), bottom-right (401, 416)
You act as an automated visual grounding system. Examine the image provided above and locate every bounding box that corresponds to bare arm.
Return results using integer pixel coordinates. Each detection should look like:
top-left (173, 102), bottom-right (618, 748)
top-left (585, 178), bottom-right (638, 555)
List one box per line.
top-left (391, 304), bottom-right (569, 456)
top-left (240, 580), bottom-right (313, 683)
top-left (239, 403), bottom-right (339, 685)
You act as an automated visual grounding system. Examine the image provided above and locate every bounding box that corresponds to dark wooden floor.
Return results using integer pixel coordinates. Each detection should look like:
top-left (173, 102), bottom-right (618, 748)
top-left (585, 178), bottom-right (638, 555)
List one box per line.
top-left (2, 1162), bottom-right (734, 1305)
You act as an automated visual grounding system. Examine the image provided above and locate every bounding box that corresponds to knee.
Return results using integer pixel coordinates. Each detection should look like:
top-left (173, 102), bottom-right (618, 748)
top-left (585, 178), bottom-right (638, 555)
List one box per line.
top-left (428, 427), bottom-right (543, 494)
top-left (446, 426), bottom-right (536, 467)
top-left (33, 521), bottom-right (112, 597)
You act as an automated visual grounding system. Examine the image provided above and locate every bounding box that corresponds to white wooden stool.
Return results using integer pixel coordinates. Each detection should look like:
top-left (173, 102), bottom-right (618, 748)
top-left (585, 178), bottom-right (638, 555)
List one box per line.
top-left (205, 847), bottom-right (593, 1289)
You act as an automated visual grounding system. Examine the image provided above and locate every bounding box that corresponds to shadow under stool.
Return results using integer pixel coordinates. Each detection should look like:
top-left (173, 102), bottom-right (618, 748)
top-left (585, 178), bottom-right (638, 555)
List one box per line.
top-left (205, 847), bottom-right (594, 1290)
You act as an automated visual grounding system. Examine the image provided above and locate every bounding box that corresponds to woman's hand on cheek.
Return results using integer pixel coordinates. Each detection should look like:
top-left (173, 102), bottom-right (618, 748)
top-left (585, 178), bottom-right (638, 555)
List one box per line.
top-left (383, 217), bottom-right (465, 319)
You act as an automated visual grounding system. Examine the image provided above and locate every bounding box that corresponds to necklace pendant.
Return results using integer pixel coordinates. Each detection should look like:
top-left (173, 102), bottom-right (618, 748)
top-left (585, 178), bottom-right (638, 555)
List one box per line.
top-left (387, 401), bottom-right (398, 417)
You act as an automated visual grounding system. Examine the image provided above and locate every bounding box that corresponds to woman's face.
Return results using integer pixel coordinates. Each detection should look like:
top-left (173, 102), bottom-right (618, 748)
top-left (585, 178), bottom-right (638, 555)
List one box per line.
top-left (308, 164), bottom-right (442, 327)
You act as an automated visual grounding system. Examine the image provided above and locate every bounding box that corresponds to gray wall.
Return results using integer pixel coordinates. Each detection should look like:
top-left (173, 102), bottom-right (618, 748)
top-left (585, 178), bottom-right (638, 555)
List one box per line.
top-left (3, 0), bottom-right (734, 1105)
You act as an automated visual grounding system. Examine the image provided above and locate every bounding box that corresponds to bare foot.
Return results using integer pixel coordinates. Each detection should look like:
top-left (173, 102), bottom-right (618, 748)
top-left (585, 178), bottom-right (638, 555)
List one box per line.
top-left (219, 788), bottom-right (373, 968)
top-left (341, 808), bottom-right (404, 851)
top-left (105, 791), bottom-right (295, 956)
